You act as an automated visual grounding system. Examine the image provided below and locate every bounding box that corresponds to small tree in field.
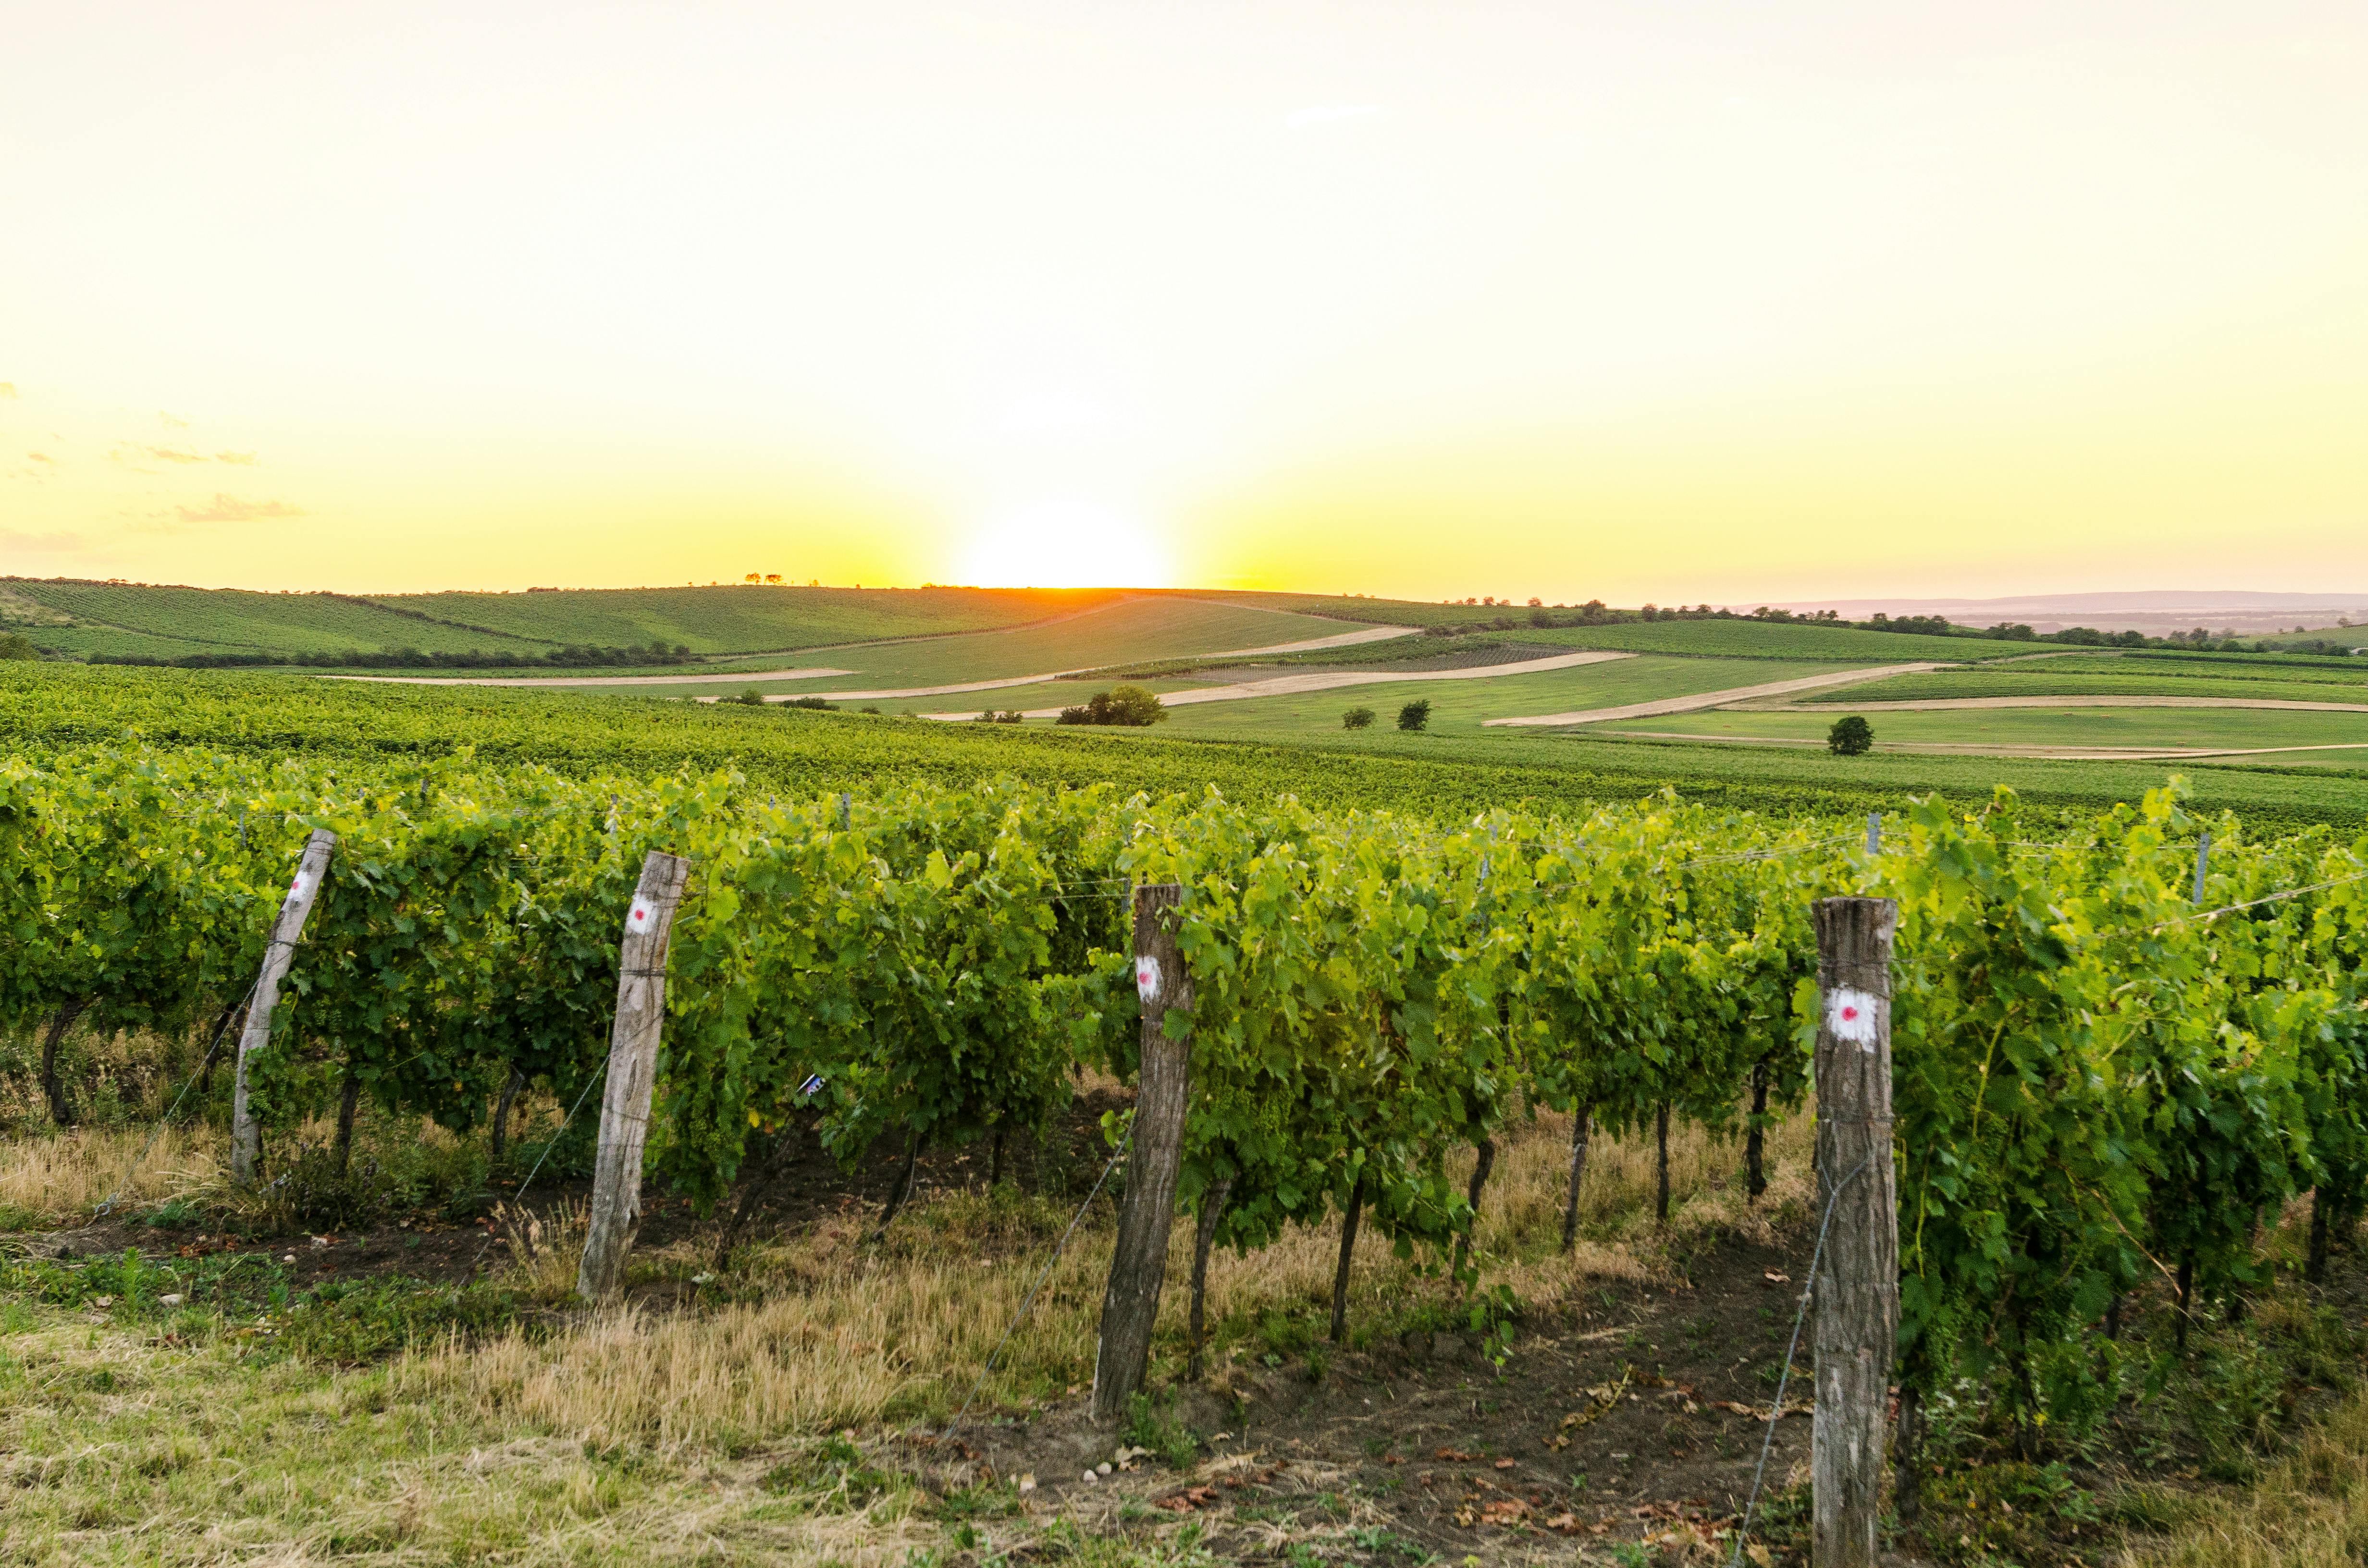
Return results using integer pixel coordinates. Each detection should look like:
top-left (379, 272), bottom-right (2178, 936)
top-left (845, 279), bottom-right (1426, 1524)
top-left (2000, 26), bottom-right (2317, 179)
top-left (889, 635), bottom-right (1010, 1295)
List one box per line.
top-left (1055, 685), bottom-right (1169, 727)
top-left (1397, 699), bottom-right (1432, 732)
top-left (1342, 706), bottom-right (1375, 730)
top-left (1827, 714), bottom-right (1874, 755)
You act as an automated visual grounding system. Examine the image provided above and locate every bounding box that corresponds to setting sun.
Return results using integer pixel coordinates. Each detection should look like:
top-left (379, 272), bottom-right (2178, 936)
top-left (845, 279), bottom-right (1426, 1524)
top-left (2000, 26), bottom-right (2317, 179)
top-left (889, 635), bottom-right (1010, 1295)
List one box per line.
top-left (952, 499), bottom-right (1173, 590)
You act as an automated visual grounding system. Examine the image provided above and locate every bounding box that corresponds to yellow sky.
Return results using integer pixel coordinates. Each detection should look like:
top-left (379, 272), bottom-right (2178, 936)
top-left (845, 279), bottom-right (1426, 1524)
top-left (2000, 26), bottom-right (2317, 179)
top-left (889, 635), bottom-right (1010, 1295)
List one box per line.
top-left (4, 3), bottom-right (2364, 602)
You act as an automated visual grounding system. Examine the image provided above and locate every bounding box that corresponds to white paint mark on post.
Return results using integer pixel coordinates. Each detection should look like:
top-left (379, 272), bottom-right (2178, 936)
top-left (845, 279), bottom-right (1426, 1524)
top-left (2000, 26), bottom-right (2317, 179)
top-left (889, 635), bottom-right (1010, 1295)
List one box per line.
top-left (627, 895), bottom-right (654, 932)
top-left (1825, 987), bottom-right (1880, 1048)
top-left (1135, 955), bottom-right (1162, 1004)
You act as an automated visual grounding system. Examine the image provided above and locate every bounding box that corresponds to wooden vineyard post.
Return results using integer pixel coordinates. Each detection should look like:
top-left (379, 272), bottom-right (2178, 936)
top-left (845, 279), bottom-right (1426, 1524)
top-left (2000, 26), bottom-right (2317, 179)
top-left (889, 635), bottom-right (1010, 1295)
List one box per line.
top-left (230, 829), bottom-right (337, 1184)
top-left (1093, 883), bottom-right (1192, 1424)
top-left (1811, 896), bottom-right (1899, 1568)
top-left (578, 851), bottom-right (692, 1303)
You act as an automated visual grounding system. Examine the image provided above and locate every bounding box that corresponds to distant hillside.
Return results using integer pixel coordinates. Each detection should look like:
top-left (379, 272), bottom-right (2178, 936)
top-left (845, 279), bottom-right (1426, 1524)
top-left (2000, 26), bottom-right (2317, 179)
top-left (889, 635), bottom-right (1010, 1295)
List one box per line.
top-left (1774, 590), bottom-right (2368, 637)
top-left (0, 580), bottom-right (1133, 664)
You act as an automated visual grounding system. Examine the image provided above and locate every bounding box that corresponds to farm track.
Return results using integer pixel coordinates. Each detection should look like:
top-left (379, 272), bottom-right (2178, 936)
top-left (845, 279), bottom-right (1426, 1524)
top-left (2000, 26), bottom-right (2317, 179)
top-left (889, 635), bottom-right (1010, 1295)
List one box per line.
top-left (925, 649), bottom-right (1636, 719)
top-left (324, 620), bottom-right (1416, 695)
top-left (1481, 662), bottom-right (1946, 728)
top-left (1763, 693), bottom-right (2368, 714)
top-left (1590, 731), bottom-right (2368, 762)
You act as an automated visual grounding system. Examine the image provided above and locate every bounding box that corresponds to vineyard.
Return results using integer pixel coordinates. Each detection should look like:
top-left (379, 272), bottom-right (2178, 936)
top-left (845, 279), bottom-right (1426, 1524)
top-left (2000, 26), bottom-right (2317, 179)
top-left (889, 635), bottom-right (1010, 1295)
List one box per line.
top-left (8, 742), bottom-right (2368, 1509)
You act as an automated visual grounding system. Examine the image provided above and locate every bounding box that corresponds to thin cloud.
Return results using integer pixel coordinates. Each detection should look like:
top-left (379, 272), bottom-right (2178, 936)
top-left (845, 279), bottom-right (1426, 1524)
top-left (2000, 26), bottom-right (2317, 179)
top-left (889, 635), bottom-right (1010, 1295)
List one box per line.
top-left (0, 383), bottom-right (18, 399)
top-left (174, 493), bottom-right (305, 524)
top-left (111, 441), bottom-right (251, 467)
top-left (26, 452), bottom-right (55, 466)
top-left (159, 410), bottom-right (188, 428)
top-left (111, 441), bottom-right (192, 466)
top-left (1285, 104), bottom-right (1381, 130)
top-left (0, 529), bottom-right (83, 553)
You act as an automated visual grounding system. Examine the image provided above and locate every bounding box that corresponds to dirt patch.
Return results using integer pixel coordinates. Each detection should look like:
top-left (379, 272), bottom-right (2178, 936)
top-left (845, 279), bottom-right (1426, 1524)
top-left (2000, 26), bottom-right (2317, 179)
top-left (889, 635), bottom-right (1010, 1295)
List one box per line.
top-left (10, 1088), bottom-right (1132, 1298)
top-left (908, 1232), bottom-right (1822, 1563)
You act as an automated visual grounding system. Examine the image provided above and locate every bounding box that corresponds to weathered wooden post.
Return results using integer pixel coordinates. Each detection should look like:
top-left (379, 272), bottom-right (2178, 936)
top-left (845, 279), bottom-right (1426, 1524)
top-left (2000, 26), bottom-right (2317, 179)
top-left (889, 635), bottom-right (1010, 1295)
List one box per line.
top-left (1092, 883), bottom-right (1192, 1423)
top-left (578, 850), bottom-right (692, 1303)
top-left (1812, 896), bottom-right (1899, 1568)
top-left (230, 829), bottom-right (337, 1183)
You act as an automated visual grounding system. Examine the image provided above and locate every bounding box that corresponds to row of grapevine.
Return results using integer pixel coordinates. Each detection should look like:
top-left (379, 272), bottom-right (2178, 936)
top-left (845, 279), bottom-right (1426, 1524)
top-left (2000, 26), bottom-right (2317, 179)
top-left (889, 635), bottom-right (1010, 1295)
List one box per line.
top-left (4, 744), bottom-right (2364, 1435)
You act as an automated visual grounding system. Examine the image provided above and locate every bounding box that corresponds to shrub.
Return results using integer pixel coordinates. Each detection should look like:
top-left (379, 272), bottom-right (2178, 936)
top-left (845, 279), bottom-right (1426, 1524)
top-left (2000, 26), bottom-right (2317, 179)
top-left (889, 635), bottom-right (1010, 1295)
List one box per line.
top-left (0, 631), bottom-right (39, 661)
top-left (781, 696), bottom-right (833, 710)
top-left (1054, 685), bottom-right (1167, 727)
top-left (1826, 715), bottom-right (1874, 756)
top-left (731, 687), bottom-right (766, 706)
top-left (1396, 699), bottom-right (1431, 733)
top-left (1341, 706), bottom-right (1375, 731)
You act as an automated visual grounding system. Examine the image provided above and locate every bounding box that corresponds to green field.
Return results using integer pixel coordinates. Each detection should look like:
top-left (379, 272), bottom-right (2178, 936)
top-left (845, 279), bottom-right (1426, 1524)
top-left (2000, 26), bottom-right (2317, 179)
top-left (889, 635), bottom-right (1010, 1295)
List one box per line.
top-left (1597, 704), bottom-right (2368, 757)
top-left (0, 580), bottom-right (1133, 663)
top-left (1508, 619), bottom-right (2023, 662)
top-left (11, 662), bottom-right (2368, 829)
top-left (5, 584), bottom-right (531, 658)
top-left (1798, 669), bottom-right (2368, 706)
top-left (535, 597), bottom-right (1378, 695)
top-left (1128, 656), bottom-right (1851, 735)
top-left (355, 584), bottom-right (1120, 655)
top-left (840, 653), bottom-right (1832, 722)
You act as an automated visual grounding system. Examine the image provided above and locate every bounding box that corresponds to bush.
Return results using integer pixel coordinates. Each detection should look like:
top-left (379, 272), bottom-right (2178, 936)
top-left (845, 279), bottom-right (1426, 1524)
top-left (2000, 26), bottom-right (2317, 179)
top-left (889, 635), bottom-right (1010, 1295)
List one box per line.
top-left (1826, 715), bottom-right (1874, 756)
top-left (972, 709), bottom-right (1024, 724)
top-left (1396, 699), bottom-right (1431, 733)
top-left (1342, 706), bottom-right (1375, 731)
top-left (0, 631), bottom-right (40, 661)
top-left (731, 687), bottom-right (766, 706)
top-left (1054, 685), bottom-right (1167, 727)
top-left (782, 696), bottom-right (834, 710)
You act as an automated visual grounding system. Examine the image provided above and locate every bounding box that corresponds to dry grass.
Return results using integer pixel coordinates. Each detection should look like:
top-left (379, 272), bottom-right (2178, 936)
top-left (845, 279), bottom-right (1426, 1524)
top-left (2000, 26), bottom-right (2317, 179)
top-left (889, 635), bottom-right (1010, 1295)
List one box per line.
top-left (0, 1107), bottom-right (505, 1230)
top-left (493, 1196), bottom-right (590, 1299)
top-left (391, 1104), bottom-right (1818, 1456)
top-left (0, 1119), bottom-right (227, 1219)
top-left (2130, 1393), bottom-right (2368, 1567)
top-left (0, 1098), bottom-right (1818, 1564)
top-left (16, 1088), bottom-right (2368, 1566)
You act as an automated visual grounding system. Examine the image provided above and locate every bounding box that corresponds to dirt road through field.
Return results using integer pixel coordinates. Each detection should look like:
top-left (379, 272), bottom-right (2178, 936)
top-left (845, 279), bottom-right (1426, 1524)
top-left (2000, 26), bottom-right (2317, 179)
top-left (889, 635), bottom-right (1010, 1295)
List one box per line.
top-left (1482, 662), bottom-right (1945, 727)
top-left (925, 649), bottom-right (1636, 719)
top-left (1588, 731), bottom-right (2368, 762)
top-left (329, 623), bottom-right (1416, 692)
top-left (1769, 694), bottom-right (2368, 713)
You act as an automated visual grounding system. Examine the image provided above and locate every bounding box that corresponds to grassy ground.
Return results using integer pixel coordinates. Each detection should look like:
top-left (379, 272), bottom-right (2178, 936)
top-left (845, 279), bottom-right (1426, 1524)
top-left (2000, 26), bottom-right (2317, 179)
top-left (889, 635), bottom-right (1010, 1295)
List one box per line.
top-left (889, 657), bottom-right (1855, 723)
top-left (13, 1089), bottom-right (2368, 1567)
top-left (0, 1098), bottom-right (1811, 1566)
top-left (8, 585), bottom-right (530, 659)
top-left (1808, 669), bottom-right (2368, 705)
top-left (1507, 621), bottom-right (2019, 662)
top-left (1596, 706), bottom-right (2368, 756)
top-left (12, 664), bottom-right (2368, 829)
top-left (0, 582), bottom-right (1129, 663)
top-left (1136, 658), bottom-right (1857, 737)
top-left (541, 599), bottom-right (1374, 696)
top-left (354, 586), bottom-right (1120, 656)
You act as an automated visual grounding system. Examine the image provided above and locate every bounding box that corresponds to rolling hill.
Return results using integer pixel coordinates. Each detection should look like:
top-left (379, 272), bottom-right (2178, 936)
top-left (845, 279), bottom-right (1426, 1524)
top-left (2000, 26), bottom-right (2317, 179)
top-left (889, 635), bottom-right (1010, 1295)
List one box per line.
top-left (0, 580), bottom-right (1133, 663)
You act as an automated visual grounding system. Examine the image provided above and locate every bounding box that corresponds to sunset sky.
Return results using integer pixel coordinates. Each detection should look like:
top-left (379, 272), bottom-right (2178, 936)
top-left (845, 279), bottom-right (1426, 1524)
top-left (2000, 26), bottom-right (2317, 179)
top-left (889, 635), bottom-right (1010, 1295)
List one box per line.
top-left (4, 2), bottom-right (2364, 602)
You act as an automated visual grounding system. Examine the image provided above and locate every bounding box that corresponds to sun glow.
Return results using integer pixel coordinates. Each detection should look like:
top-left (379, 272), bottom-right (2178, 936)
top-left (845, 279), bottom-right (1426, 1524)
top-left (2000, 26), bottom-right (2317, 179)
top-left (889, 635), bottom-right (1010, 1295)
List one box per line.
top-left (951, 500), bottom-right (1172, 590)
top-left (3, 5), bottom-right (2365, 599)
